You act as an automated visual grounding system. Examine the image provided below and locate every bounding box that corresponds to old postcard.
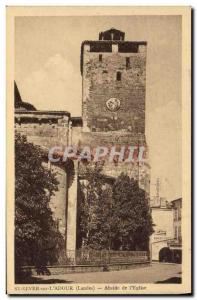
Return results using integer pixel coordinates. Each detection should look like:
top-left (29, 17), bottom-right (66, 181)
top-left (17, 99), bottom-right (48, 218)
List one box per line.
top-left (6, 6), bottom-right (191, 295)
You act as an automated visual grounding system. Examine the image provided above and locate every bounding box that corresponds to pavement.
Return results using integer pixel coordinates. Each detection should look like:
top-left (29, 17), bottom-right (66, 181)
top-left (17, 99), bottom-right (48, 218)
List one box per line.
top-left (33, 262), bottom-right (182, 284)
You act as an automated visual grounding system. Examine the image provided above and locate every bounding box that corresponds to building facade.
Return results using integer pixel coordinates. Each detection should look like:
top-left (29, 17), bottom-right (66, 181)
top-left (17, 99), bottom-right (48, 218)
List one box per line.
top-left (168, 198), bottom-right (182, 263)
top-left (150, 198), bottom-right (182, 263)
top-left (172, 198), bottom-right (182, 242)
top-left (150, 207), bottom-right (174, 261)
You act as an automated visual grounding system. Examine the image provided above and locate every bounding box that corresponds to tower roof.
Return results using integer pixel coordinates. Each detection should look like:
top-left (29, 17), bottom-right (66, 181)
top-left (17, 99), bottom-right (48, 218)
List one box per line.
top-left (99, 28), bottom-right (125, 41)
top-left (14, 81), bottom-right (36, 111)
top-left (14, 81), bottom-right (23, 107)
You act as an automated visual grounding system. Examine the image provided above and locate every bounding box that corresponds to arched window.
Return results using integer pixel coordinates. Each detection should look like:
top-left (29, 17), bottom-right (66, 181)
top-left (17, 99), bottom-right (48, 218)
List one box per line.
top-left (116, 71), bottom-right (121, 81)
top-left (126, 57), bottom-right (130, 69)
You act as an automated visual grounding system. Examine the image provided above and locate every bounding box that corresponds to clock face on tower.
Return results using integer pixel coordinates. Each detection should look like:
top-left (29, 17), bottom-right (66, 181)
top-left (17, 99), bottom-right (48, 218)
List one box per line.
top-left (106, 98), bottom-right (120, 112)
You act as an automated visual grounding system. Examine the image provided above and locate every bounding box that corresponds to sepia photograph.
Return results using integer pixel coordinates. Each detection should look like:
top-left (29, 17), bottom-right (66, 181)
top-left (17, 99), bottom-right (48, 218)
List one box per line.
top-left (6, 6), bottom-right (191, 295)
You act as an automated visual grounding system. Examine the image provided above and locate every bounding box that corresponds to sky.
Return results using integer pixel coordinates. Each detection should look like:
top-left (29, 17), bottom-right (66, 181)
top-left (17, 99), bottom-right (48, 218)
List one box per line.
top-left (15, 15), bottom-right (182, 201)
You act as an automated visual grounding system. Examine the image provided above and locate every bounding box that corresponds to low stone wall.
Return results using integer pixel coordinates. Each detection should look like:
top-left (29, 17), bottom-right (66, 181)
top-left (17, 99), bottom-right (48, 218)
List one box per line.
top-left (23, 262), bottom-right (150, 276)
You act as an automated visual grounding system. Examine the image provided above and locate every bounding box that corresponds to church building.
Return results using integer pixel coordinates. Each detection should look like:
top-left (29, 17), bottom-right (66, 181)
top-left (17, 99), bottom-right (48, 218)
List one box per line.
top-left (15, 28), bottom-right (150, 254)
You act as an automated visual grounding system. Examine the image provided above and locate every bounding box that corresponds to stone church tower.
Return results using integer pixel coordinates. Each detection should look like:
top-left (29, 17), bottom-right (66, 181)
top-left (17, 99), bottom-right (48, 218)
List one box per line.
top-left (81, 28), bottom-right (147, 134)
top-left (79, 28), bottom-right (149, 193)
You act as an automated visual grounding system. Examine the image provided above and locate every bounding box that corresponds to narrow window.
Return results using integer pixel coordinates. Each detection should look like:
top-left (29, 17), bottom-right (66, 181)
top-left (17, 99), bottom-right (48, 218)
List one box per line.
top-left (99, 54), bottom-right (102, 62)
top-left (126, 57), bottom-right (130, 69)
top-left (116, 71), bottom-right (121, 81)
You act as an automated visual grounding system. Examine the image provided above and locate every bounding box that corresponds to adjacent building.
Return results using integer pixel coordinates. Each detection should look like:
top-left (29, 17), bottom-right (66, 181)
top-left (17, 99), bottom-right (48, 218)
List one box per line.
top-left (150, 206), bottom-right (174, 261)
top-left (150, 198), bottom-right (182, 263)
top-left (168, 198), bottom-right (182, 263)
top-left (172, 198), bottom-right (182, 243)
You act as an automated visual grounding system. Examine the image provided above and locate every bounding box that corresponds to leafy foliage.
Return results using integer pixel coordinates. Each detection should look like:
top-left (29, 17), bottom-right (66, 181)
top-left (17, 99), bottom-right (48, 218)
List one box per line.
top-left (15, 134), bottom-right (64, 271)
top-left (77, 166), bottom-right (153, 251)
top-left (77, 164), bottom-right (113, 250)
top-left (112, 173), bottom-right (153, 250)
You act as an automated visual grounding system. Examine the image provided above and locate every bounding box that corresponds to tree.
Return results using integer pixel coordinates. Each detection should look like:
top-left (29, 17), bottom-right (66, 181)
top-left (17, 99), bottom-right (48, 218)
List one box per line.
top-left (112, 173), bottom-right (153, 250)
top-left (15, 134), bottom-right (64, 276)
top-left (77, 167), bottom-right (153, 252)
top-left (77, 163), bottom-right (113, 250)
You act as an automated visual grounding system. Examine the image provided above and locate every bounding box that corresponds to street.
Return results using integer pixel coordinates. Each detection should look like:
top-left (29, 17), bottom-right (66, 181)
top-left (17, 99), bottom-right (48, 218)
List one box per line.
top-left (33, 263), bottom-right (181, 284)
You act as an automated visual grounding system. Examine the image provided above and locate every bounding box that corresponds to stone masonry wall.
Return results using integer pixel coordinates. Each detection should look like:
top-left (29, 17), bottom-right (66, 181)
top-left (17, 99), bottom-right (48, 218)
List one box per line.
top-left (15, 112), bottom-right (70, 238)
top-left (82, 44), bottom-right (147, 133)
top-left (80, 41), bottom-right (149, 195)
top-left (15, 112), bottom-right (70, 148)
